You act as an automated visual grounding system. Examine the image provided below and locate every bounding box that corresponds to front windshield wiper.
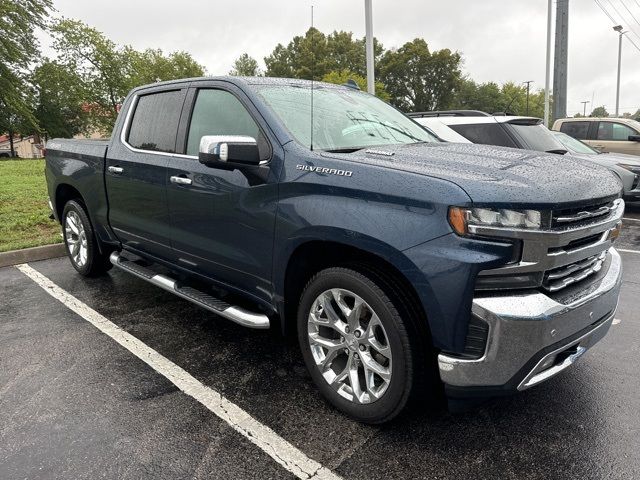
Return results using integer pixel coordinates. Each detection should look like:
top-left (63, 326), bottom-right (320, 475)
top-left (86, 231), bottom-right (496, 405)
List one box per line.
top-left (546, 149), bottom-right (569, 155)
top-left (322, 147), bottom-right (367, 153)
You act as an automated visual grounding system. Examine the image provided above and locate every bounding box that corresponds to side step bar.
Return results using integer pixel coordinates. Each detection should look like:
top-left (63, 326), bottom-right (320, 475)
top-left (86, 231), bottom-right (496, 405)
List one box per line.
top-left (109, 252), bottom-right (270, 329)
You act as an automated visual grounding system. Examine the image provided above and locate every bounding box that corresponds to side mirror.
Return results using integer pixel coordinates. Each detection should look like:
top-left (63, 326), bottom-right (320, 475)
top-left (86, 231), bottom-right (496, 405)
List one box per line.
top-left (199, 135), bottom-right (260, 168)
top-left (628, 135), bottom-right (640, 142)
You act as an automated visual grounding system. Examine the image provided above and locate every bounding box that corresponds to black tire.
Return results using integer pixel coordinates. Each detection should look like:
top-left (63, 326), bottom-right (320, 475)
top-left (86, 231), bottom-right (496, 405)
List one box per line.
top-left (62, 200), bottom-right (112, 277)
top-left (297, 267), bottom-right (419, 424)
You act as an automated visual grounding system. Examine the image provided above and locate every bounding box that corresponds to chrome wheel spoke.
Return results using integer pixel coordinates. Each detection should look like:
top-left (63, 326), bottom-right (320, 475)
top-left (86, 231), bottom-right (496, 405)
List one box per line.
top-left (307, 287), bottom-right (392, 405)
top-left (65, 211), bottom-right (88, 267)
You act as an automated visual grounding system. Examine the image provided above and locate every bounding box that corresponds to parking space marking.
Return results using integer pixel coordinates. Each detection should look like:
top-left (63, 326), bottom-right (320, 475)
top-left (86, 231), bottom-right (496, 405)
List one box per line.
top-left (622, 217), bottom-right (640, 223)
top-left (15, 263), bottom-right (342, 480)
top-left (618, 248), bottom-right (640, 255)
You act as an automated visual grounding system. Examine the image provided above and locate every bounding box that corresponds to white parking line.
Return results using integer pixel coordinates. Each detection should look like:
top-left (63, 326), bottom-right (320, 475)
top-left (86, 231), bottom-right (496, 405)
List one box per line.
top-left (623, 217), bottom-right (640, 223)
top-left (15, 263), bottom-right (342, 480)
top-left (618, 248), bottom-right (640, 255)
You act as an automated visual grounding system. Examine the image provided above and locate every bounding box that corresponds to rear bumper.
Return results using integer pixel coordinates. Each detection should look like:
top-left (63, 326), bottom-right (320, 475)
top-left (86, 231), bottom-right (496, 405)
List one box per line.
top-left (439, 248), bottom-right (622, 397)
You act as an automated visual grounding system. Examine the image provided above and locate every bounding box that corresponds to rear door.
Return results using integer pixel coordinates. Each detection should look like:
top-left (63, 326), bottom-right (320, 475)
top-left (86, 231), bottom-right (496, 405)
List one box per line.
top-left (165, 82), bottom-right (282, 303)
top-left (106, 87), bottom-right (187, 260)
top-left (591, 121), bottom-right (640, 155)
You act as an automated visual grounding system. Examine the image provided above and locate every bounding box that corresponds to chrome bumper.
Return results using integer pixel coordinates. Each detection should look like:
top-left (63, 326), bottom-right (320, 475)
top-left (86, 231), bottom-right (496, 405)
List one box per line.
top-left (439, 248), bottom-right (622, 390)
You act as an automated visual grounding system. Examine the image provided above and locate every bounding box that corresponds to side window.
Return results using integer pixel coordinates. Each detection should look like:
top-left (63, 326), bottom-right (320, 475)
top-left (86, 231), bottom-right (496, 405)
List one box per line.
top-left (559, 121), bottom-right (589, 140)
top-left (597, 122), bottom-right (637, 141)
top-left (127, 90), bottom-right (184, 153)
top-left (186, 89), bottom-right (260, 156)
top-left (449, 123), bottom-right (517, 148)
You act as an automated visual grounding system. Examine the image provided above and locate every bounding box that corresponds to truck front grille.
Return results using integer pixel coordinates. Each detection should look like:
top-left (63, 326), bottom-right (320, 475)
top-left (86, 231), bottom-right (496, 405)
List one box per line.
top-left (542, 251), bottom-right (607, 292)
top-left (552, 200), bottom-right (616, 227)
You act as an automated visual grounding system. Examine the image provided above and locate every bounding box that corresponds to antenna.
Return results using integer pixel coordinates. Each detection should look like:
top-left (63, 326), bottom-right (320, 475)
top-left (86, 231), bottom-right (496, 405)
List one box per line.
top-left (310, 4), bottom-right (314, 151)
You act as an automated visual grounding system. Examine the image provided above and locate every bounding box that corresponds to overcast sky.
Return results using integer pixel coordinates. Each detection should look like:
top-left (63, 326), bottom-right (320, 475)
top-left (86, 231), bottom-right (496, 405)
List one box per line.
top-left (41, 0), bottom-right (640, 116)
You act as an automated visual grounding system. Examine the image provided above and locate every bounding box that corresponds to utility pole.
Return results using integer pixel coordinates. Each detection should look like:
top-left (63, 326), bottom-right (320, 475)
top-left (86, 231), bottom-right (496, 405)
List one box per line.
top-left (581, 100), bottom-right (590, 117)
top-left (544, 0), bottom-right (553, 127)
top-left (523, 81), bottom-right (534, 115)
top-left (364, 0), bottom-right (375, 95)
top-left (552, 0), bottom-right (569, 121)
top-left (614, 25), bottom-right (626, 117)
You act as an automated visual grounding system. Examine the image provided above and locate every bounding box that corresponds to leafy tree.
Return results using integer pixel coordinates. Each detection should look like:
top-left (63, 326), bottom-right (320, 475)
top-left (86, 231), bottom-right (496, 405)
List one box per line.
top-left (230, 53), bottom-right (260, 76)
top-left (590, 106), bottom-right (609, 118)
top-left (378, 39), bottom-right (462, 112)
top-left (452, 79), bottom-right (503, 114)
top-left (321, 69), bottom-right (390, 101)
top-left (31, 60), bottom-right (90, 139)
top-left (264, 28), bottom-right (383, 80)
top-left (0, 0), bottom-right (52, 154)
top-left (51, 18), bottom-right (130, 133)
top-left (126, 48), bottom-right (205, 90)
top-left (633, 109), bottom-right (640, 121)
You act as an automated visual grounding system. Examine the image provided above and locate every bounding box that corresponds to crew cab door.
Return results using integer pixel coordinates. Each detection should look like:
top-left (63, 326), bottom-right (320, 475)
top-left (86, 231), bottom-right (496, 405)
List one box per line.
top-left (590, 121), bottom-right (640, 155)
top-left (166, 84), bottom-right (282, 303)
top-left (106, 87), bottom-right (187, 259)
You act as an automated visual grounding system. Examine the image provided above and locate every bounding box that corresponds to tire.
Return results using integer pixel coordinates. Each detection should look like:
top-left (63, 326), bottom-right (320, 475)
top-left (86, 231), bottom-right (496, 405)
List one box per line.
top-left (297, 267), bottom-right (418, 424)
top-left (62, 200), bottom-right (112, 277)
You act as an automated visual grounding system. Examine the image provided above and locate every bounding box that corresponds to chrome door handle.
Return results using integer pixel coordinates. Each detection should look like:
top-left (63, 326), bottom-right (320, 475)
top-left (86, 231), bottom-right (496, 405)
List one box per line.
top-left (170, 175), bottom-right (192, 186)
top-left (108, 166), bottom-right (123, 174)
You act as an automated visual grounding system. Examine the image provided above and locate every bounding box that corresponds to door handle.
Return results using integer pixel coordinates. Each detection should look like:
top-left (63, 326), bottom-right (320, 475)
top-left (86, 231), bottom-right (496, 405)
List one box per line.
top-left (108, 166), bottom-right (123, 174)
top-left (170, 175), bottom-right (193, 186)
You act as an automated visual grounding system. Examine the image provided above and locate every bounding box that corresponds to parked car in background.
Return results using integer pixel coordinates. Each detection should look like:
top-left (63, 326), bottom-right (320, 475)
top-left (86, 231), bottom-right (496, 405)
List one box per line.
top-left (45, 79), bottom-right (624, 423)
top-left (552, 131), bottom-right (640, 201)
top-left (553, 117), bottom-right (640, 156)
top-left (411, 112), bottom-right (636, 201)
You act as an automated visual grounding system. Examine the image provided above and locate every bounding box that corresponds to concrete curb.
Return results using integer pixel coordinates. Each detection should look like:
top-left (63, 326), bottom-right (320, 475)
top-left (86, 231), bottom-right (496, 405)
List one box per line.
top-left (0, 243), bottom-right (66, 268)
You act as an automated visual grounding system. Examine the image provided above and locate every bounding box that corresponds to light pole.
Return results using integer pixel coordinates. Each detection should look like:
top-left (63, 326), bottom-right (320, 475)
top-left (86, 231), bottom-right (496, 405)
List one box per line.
top-left (544, 0), bottom-right (553, 126)
top-left (523, 81), bottom-right (534, 115)
top-left (613, 25), bottom-right (626, 117)
top-left (581, 100), bottom-right (590, 117)
top-left (364, 0), bottom-right (375, 95)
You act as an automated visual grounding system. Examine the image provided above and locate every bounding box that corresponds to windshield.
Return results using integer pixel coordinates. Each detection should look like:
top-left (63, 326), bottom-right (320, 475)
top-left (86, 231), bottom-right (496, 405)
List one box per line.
top-left (509, 123), bottom-right (567, 153)
top-left (553, 132), bottom-right (598, 155)
top-left (253, 84), bottom-right (438, 151)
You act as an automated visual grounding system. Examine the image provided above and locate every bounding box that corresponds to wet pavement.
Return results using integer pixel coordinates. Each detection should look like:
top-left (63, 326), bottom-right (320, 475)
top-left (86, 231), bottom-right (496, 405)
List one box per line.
top-left (1, 216), bottom-right (639, 480)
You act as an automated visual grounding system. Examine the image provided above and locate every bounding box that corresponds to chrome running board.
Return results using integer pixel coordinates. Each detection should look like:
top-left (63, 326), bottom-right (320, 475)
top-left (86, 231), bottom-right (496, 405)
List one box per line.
top-left (109, 252), bottom-right (270, 329)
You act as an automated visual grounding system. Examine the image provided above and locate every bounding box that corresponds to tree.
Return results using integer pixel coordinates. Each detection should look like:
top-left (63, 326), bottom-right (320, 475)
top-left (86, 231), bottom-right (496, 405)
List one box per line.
top-left (321, 69), bottom-right (390, 101)
top-left (230, 53), bottom-right (260, 76)
top-left (633, 109), bottom-right (640, 121)
top-left (590, 106), bottom-right (609, 118)
top-left (31, 60), bottom-right (90, 139)
top-left (51, 18), bottom-right (130, 133)
top-left (264, 28), bottom-right (383, 80)
top-left (452, 79), bottom-right (503, 114)
top-left (0, 0), bottom-right (52, 154)
top-left (378, 39), bottom-right (462, 112)
top-left (126, 48), bottom-right (205, 90)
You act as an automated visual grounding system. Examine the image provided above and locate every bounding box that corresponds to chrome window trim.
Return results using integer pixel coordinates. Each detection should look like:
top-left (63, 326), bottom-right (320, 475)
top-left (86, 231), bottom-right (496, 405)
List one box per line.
top-left (120, 93), bottom-right (198, 160)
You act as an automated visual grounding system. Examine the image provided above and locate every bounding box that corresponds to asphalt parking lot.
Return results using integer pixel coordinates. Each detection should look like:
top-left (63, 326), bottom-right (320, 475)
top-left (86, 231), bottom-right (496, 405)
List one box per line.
top-left (1, 205), bottom-right (639, 480)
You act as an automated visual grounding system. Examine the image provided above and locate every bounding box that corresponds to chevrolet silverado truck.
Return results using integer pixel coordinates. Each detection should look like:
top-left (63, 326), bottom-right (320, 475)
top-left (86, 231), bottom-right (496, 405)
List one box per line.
top-left (45, 77), bottom-right (624, 423)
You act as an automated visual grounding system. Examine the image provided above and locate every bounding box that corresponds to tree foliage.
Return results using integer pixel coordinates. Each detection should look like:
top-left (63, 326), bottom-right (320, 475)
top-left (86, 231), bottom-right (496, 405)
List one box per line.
top-left (32, 60), bottom-right (90, 139)
top-left (0, 0), bottom-right (52, 154)
top-left (126, 48), bottom-right (205, 90)
top-left (230, 53), bottom-right (260, 76)
top-left (264, 28), bottom-right (383, 80)
top-left (321, 69), bottom-right (390, 101)
top-left (378, 39), bottom-right (462, 112)
top-left (590, 106), bottom-right (609, 118)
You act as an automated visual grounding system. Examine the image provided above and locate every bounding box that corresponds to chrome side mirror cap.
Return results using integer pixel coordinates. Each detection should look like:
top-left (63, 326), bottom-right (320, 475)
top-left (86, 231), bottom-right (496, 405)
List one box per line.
top-left (199, 135), bottom-right (260, 167)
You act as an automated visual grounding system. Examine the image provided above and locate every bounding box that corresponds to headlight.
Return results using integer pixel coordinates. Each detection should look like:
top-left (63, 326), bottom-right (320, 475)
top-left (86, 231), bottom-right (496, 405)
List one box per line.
top-left (449, 206), bottom-right (542, 235)
top-left (618, 164), bottom-right (640, 174)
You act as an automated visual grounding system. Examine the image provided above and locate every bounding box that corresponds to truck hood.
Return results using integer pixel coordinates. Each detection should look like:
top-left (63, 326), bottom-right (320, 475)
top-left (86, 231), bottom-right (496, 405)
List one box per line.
top-left (323, 142), bottom-right (622, 207)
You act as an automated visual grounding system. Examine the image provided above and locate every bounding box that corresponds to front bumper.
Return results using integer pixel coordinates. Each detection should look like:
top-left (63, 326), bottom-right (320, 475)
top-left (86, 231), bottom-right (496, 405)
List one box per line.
top-left (439, 248), bottom-right (622, 396)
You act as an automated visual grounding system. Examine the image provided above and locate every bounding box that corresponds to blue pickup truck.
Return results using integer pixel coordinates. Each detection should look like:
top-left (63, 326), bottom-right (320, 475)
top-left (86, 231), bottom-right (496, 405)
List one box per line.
top-left (45, 77), bottom-right (624, 423)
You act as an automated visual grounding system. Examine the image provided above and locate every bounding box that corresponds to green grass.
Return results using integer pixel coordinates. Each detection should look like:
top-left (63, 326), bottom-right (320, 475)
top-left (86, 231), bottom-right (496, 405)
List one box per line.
top-left (0, 158), bottom-right (62, 252)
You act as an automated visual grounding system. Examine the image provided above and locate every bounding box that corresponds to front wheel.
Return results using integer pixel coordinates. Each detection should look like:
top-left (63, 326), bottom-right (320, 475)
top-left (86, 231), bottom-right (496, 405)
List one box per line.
top-left (62, 200), bottom-right (112, 277)
top-left (297, 267), bottom-right (418, 424)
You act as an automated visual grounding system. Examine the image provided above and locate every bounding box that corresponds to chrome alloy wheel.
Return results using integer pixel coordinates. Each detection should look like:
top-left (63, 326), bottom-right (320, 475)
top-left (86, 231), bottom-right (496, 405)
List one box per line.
top-left (307, 288), bottom-right (392, 404)
top-left (65, 210), bottom-right (88, 268)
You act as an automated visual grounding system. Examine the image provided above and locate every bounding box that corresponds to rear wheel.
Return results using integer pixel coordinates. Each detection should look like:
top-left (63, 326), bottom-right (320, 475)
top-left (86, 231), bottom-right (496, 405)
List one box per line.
top-left (62, 200), bottom-right (112, 276)
top-left (297, 267), bottom-right (418, 424)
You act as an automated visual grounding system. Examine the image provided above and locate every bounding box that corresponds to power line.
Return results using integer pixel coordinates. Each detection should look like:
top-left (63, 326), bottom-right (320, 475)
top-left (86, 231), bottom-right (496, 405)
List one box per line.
top-left (619, 0), bottom-right (640, 28)
top-left (603, 0), bottom-right (640, 39)
top-left (594, 0), bottom-right (618, 23)
top-left (593, 0), bottom-right (640, 51)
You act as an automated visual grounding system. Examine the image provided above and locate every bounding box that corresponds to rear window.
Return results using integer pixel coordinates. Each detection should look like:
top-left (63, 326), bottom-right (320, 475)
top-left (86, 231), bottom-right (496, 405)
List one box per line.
top-left (559, 121), bottom-right (590, 140)
top-left (127, 90), bottom-right (184, 153)
top-left (448, 123), bottom-right (517, 148)
top-left (508, 123), bottom-right (566, 152)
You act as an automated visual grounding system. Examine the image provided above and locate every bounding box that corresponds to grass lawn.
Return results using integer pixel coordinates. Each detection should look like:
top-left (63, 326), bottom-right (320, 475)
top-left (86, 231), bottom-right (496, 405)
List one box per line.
top-left (0, 158), bottom-right (62, 252)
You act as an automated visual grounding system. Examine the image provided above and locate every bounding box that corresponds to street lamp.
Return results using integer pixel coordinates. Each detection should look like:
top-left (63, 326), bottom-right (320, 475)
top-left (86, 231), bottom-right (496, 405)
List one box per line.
top-left (613, 25), bottom-right (626, 117)
top-left (364, 0), bottom-right (375, 95)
